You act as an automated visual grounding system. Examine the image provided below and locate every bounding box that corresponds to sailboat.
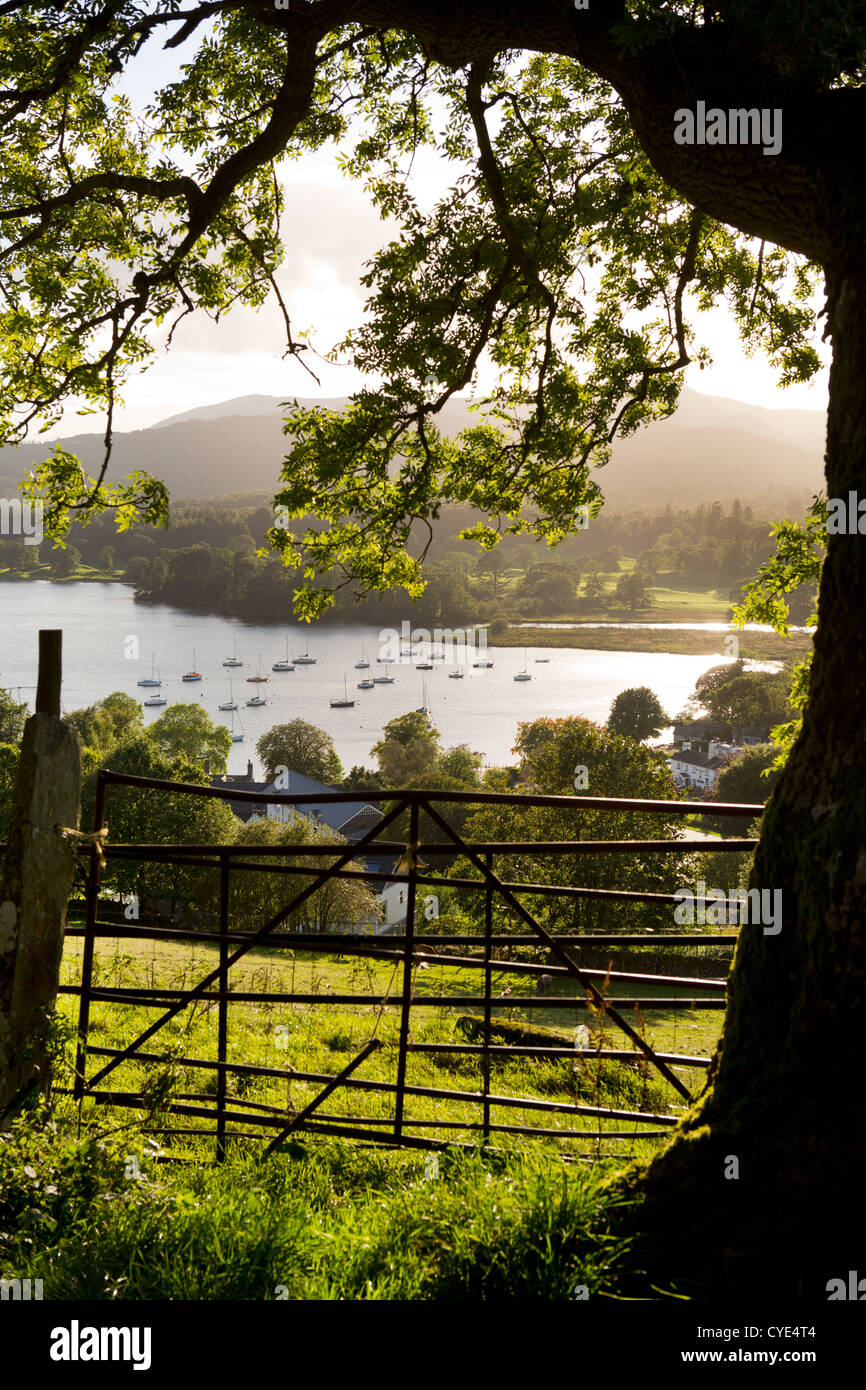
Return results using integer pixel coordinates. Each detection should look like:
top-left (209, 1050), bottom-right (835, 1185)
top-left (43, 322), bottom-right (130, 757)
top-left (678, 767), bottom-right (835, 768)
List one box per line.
top-left (372, 671), bottom-right (395, 684)
top-left (223, 636), bottom-right (242, 668)
top-left (143, 692), bottom-right (167, 708)
top-left (330, 674), bottom-right (355, 708)
top-left (230, 711), bottom-right (244, 742)
top-left (354, 644), bottom-right (370, 670)
top-left (473, 656), bottom-right (494, 669)
top-left (295, 639), bottom-right (316, 665)
top-left (219, 681), bottom-right (238, 711)
top-left (357, 675), bottom-right (375, 690)
top-left (514, 649), bottom-right (532, 682)
top-left (416, 679), bottom-right (431, 716)
top-left (246, 654), bottom-right (269, 683)
top-left (448, 665), bottom-right (464, 679)
top-left (137, 654), bottom-right (161, 688)
top-left (182, 646), bottom-right (202, 681)
top-left (246, 692), bottom-right (267, 708)
top-left (272, 637), bottom-right (294, 672)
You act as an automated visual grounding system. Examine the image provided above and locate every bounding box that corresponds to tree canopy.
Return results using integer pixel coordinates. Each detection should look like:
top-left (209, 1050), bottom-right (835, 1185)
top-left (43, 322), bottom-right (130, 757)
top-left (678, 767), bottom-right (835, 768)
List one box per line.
top-left (226, 815), bottom-right (382, 934)
top-left (710, 741), bottom-right (780, 833)
top-left (607, 686), bottom-right (670, 741)
top-left (0, 689), bottom-right (28, 746)
top-left (370, 710), bottom-right (484, 792)
top-left (256, 718), bottom-right (343, 785)
top-left (688, 658), bottom-right (792, 728)
top-left (148, 702), bottom-right (232, 774)
top-left (81, 733), bottom-right (240, 907)
top-left (456, 715), bottom-right (688, 934)
top-left (64, 690), bottom-right (143, 773)
top-left (0, 2), bottom-right (835, 617)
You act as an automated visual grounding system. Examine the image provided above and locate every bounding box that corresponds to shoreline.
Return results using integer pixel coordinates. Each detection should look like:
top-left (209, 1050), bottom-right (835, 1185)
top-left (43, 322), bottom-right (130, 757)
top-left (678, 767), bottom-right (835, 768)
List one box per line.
top-left (490, 625), bottom-right (810, 661)
top-left (0, 575), bottom-right (810, 660)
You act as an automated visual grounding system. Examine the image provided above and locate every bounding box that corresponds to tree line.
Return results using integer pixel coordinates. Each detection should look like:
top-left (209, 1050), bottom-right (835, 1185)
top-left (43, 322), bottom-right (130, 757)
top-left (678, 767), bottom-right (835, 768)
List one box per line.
top-left (0, 496), bottom-right (817, 625)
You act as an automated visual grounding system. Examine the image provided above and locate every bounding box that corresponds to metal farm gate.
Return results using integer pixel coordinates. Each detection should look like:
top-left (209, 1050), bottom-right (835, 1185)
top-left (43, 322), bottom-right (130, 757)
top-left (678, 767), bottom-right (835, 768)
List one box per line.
top-left (60, 770), bottom-right (761, 1161)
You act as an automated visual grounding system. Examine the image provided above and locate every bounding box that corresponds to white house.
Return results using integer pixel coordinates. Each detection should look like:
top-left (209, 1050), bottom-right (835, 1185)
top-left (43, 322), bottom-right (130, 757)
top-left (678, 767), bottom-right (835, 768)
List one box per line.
top-left (668, 749), bottom-right (726, 791)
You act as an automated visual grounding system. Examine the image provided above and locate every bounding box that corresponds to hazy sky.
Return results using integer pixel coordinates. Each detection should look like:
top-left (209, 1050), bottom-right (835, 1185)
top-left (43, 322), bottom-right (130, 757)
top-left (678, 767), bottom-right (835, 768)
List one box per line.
top-left (56, 23), bottom-right (831, 435)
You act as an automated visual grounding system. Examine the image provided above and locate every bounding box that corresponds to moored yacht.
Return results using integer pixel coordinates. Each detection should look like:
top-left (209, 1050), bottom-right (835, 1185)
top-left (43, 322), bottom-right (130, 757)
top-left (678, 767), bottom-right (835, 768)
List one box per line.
top-left (272, 637), bottom-right (294, 672)
top-left (330, 674), bottom-right (355, 708)
top-left (182, 646), bottom-right (202, 681)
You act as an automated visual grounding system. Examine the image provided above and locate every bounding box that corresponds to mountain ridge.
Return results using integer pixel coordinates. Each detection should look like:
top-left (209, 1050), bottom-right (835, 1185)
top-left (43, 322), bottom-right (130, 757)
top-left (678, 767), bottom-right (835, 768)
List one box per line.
top-left (0, 386), bottom-right (825, 507)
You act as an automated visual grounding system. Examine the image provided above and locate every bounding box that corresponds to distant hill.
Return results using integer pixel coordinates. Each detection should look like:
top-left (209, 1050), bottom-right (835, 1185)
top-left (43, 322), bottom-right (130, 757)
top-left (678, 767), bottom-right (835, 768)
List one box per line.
top-left (153, 394), bottom-right (351, 429)
top-left (0, 387), bottom-right (825, 508)
top-left (595, 420), bottom-right (822, 507)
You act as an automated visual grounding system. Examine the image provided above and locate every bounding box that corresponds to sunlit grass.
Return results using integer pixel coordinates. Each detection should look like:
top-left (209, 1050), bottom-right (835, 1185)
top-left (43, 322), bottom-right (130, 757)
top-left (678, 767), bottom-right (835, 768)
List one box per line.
top-left (0, 928), bottom-right (722, 1300)
top-left (58, 932), bottom-right (716, 1159)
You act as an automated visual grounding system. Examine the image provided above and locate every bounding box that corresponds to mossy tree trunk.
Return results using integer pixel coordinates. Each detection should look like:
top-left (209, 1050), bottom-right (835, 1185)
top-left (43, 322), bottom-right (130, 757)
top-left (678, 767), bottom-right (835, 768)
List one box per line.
top-left (627, 259), bottom-right (866, 1299)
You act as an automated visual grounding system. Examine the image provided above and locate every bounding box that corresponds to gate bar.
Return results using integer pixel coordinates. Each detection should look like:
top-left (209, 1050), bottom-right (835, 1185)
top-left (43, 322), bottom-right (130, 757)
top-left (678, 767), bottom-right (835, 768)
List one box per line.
top-left (265, 1039), bottom-right (382, 1154)
top-left (423, 800), bottom-right (694, 1103)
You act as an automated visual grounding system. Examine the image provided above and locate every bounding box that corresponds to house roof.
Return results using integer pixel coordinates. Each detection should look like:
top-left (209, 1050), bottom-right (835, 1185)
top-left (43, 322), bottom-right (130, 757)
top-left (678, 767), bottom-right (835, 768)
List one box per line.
top-left (674, 719), bottom-right (770, 742)
top-left (360, 851), bottom-right (399, 882)
top-left (210, 769), bottom-right (267, 821)
top-left (259, 768), bottom-right (383, 836)
top-left (669, 751), bottom-right (726, 771)
top-left (337, 804), bottom-right (385, 838)
top-left (209, 766), bottom-right (384, 831)
top-left (673, 720), bottom-right (732, 740)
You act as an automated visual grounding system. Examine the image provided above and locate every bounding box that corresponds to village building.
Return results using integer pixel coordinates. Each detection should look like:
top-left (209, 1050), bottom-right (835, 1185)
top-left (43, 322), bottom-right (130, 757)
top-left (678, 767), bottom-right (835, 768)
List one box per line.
top-left (209, 763), bottom-right (404, 930)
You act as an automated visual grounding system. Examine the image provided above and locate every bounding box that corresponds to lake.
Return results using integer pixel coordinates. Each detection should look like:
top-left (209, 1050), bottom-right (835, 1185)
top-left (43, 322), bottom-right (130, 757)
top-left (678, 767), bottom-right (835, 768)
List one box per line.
top-left (0, 581), bottom-right (739, 775)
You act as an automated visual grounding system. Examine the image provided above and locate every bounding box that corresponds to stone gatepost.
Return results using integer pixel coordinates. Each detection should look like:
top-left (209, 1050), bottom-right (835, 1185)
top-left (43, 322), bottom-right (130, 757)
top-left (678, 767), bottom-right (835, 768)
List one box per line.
top-left (0, 631), bottom-right (82, 1123)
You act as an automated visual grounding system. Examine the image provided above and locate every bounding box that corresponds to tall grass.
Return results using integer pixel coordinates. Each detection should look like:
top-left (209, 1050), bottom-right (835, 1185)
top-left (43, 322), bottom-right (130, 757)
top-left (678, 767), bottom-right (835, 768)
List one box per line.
top-left (0, 1119), bottom-right (636, 1300)
top-left (0, 933), bottom-right (695, 1300)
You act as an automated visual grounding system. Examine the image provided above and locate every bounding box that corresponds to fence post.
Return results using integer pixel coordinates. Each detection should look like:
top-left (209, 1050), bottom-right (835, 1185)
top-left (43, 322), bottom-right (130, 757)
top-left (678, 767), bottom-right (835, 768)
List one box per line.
top-left (393, 801), bottom-right (419, 1142)
top-left (35, 629), bottom-right (62, 716)
top-left (73, 771), bottom-right (106, 1103)
top-left (1, 630), bottom-right (82, 1123)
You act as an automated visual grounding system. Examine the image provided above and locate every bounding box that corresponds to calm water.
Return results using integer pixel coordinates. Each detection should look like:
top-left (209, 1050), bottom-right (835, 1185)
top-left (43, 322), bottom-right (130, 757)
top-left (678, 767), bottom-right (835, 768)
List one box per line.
top-left (0, 582), bottom-right (738, 776)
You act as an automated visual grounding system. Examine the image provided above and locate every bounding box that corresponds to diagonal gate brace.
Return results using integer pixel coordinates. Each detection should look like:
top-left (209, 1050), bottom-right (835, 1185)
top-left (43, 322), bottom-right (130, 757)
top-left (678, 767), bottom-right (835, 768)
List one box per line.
top-left (265, 1039), bottom-right (382, 1154)
top-left (82, 801), bottom-right (406, 1094)
top-left (421, 800), bottom-right (694, 1104)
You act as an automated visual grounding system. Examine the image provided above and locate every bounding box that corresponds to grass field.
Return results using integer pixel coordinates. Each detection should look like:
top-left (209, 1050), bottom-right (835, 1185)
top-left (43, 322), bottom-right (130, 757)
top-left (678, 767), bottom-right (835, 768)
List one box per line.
top-left (649, 585), bottom-right (730, 618)
top-left (0, 1113), bottom-right (636, 1299)
top-left (0, 922), bottom-right (730, 1300)
top-left (495, 624), bottom-right (810, 660)
top-left (57, 929), bottom-right (725, 1160)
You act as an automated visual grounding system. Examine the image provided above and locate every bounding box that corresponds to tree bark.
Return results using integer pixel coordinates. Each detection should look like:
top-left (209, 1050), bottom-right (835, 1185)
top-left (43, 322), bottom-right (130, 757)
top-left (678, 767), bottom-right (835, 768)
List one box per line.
top-left (0, 713), bottom-right (82, 1124)
top-left (621, 258), bottom-right (866, 1298)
